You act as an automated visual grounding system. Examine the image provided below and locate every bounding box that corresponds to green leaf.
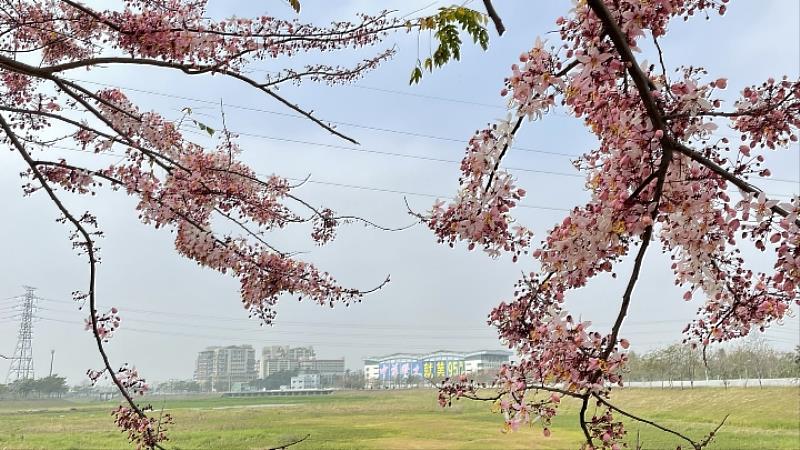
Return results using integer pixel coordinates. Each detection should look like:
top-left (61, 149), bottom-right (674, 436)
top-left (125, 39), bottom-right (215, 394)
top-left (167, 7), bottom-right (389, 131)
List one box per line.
top-left (408, 6), bottom-right (490, 84)
top-left (409, 67), bottom-right (423, 85)
top-left (192, 120), bottom-right (216, 137)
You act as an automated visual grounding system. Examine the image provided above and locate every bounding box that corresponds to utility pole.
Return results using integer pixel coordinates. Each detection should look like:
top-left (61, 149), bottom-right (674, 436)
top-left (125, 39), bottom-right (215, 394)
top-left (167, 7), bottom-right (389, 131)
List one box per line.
top-left (6, 286), bottom-right (37, 383)
top-left (49, 349), bottom-right (55, 377)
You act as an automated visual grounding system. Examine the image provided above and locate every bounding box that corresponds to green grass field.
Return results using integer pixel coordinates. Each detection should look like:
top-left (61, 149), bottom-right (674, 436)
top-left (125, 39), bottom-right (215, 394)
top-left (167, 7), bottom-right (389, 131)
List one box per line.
top-left (0, 388), bottom-right (797, 449)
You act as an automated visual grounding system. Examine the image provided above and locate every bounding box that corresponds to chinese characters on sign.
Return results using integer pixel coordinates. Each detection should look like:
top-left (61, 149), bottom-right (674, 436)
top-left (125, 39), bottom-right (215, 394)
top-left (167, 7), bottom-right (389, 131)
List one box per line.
top-left (381, 360), bottom-right (464, 381)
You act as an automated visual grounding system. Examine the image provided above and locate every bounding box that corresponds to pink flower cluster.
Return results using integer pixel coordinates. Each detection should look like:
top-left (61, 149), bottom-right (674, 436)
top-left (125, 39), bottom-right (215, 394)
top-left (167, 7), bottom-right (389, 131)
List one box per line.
top-left (86, 364), bottom-right (148, 396)
top-left (426, 120), bottom-right (532, 259)
top-left (85, 307), bottom-right (122, 342)
top-left (732, 77), bottom-right (800, 150)
top-left (489, 278), bottom-right (627, 394)
top-left (503, 38), bottom-right (564, 118)
top-left (3, 1), bottom-right (399, 72)
top-left (116, 364), bottom-right (149, 396)
top-left (112, 404), bottom-right (173, 450)
top-left (680, 195), bottom-right (800, 344)
top-left (33, 89), bottom-right (367, 324)
top-left (584, 407), bottom-right (626, 450)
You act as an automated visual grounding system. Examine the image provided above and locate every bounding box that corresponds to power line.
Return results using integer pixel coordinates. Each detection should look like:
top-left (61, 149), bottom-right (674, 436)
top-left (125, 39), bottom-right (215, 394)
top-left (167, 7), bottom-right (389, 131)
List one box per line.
top-left (63, 77), bottom-right (800, 186)
top-left (185, 125), bottom-right (585, 178)
top-left (66, 78), bottom-right (578, 158)
top-left (30, 315), bottom-right (800, 351)
top-left (31, 143), bottom-right (574, 213)
top-left (34, 296), bottom-right (656, 329)
top-left (38, 306), bottom-right (721, 340)
top-left (34, 296), bottom-right (798, 339)
top-left (350, 83), bottom-right (506, 109)
top-left (28, 143), bottom-right (797, 211)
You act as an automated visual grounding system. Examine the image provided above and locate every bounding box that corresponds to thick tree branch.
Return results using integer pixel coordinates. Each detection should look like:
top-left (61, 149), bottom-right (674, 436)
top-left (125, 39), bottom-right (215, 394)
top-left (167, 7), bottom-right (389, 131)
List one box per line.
top-left (669, 138), bottom-right (798, 224)
top-left (578, 396), bottom-right (593, 446)
top-left (481, 0), bottom-right (505, 35)
top-left (586, 0), bottom-right (666, 132)
top-left (0, 54), bottom-right (358, 144)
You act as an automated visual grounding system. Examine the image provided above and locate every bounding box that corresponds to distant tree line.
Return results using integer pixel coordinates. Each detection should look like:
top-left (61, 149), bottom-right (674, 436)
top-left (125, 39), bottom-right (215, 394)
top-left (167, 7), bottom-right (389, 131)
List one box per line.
top-left (0, 375), bottom-right (69, 399)
top-left (625, 341), bottom-right (800, 385)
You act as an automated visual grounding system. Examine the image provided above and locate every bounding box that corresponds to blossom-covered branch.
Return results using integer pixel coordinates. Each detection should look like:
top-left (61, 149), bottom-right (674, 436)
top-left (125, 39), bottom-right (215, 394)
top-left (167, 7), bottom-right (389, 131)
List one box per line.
top-left (0, 1), bottom-right (494, 447)
top-left (425, 1), bottom-right (799, 448)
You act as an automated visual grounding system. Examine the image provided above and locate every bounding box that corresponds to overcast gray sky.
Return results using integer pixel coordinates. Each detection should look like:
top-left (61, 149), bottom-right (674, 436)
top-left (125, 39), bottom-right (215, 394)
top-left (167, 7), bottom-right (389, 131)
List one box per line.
top-left (1, 1), bottom-right (798, 385)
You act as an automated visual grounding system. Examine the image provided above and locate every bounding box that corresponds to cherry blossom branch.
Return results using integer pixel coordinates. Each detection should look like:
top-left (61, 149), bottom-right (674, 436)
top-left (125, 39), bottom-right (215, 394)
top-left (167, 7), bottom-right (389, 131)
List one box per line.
top-left (483, 115), bottom-right (524, 194)
top-left (669, 138), bottom-right (798, 225)
top-left (697, 414), bottom-right (730, 449)
top-left (260, 50), bottom-right (396, 87)
top-left (29, 159), bottom-right (392, 299)
top-left (665, 85), bottom-right (798, 119)
top-left (459, 383), bottom-right (582, 402)
top-left (206, 166), bottom-right (417, 232)
top-left (586, 0), bottom-right (675, 362)
top-left (0, 114), bottom-right (162, 448)
top-left (585, 1), bottom-right (794, 225)
top-left (482, 59), bottom-right (579, 194)
top-left (586, 0), bottom-right (667, 133)
top-left (59, 1), bottom-right (397, 41)
top-left (625, 171), bottom-right (660, 203)
top-left (59, 0), bottom-right (122, 31)
top-left (53, 56), bottom-right (358, 144)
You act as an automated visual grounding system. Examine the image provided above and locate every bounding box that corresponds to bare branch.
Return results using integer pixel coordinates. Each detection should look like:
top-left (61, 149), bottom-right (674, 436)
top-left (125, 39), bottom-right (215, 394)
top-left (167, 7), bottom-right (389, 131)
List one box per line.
top-left (481, 0), bottom-right (505, 35)
top-left (593, 394), bottom-right (695, 446)
top-left (268, 434), bottom-right (311, 450)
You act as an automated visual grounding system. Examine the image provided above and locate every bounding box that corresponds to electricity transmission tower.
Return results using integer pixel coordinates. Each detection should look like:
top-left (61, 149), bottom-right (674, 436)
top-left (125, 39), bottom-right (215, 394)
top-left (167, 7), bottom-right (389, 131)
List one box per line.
top-left (6, 286), bottom-right (37, 383)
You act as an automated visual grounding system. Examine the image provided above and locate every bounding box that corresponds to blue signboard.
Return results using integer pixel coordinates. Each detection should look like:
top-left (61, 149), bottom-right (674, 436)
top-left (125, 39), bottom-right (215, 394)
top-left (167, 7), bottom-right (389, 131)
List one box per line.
top-left (380, 359), bottom-right (463, 381)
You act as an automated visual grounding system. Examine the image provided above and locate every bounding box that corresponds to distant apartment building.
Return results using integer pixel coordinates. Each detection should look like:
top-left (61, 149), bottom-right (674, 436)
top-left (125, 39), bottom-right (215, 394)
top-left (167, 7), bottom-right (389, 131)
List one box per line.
top-left (259, 345), bottom-right (325, 378)
top-left (298, 358), bottom-right (345, 376)
top-left (194, 345), bottom-right (257, 392)
top-left (259, 345), bottom-right (345, 379)
top-left (290, 373), bottom-right (320, 390)
top-left (195, 349), bottom-right (215, 389)
top-left (287, 346), bottom-right (316, 361)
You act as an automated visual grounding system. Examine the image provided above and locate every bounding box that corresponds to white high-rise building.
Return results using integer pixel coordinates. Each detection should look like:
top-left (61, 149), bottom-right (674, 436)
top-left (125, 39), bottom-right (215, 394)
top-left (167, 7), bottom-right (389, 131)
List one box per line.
top-left (194, 345), bottom-right (257, 392)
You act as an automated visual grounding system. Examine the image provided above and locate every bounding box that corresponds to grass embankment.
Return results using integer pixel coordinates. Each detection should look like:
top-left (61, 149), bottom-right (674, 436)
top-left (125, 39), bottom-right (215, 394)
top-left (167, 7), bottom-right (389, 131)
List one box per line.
top-left (0, 388), bottom-right (797, 449)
